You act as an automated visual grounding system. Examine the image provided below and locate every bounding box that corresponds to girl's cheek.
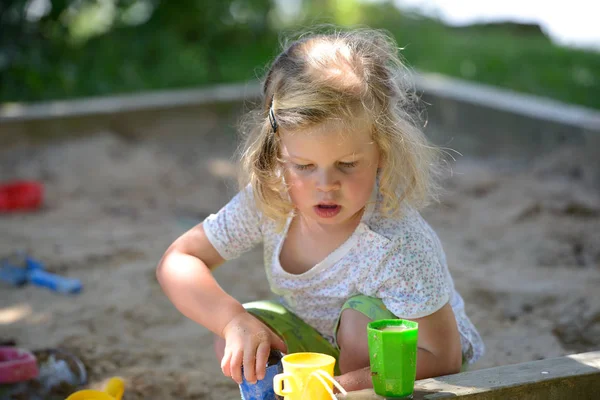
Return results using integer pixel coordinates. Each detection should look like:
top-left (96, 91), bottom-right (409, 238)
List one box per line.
top-left (285, 172), bottom-right (309, 190)
top-left (346, 174), bottom-right (376, 194)
top-left (283, 169), bottom-right (297, 185)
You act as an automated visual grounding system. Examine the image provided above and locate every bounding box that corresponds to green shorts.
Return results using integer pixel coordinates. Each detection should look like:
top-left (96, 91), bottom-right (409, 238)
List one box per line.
top-left (244, 295), bottom-right (468, 375)
top-left (244, 295), bottom-right (395, 375)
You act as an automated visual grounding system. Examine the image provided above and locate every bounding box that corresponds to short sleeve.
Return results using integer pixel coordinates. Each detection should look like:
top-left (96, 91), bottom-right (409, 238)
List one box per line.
top-left (359, 233), bottom-right (452, 319)
top-left (202, 186), bottom-right (263, 260)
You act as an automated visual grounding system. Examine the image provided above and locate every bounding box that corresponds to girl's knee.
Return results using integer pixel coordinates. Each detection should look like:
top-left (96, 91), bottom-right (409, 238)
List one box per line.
top-left (336, 308), bottom-right (371, 348)
top-left (336, 308), bottom-right (371, 373)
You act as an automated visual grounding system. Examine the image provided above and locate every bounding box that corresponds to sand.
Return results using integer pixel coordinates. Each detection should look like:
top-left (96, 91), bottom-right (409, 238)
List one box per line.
top-left (1, 129), bottom-right (599, 399)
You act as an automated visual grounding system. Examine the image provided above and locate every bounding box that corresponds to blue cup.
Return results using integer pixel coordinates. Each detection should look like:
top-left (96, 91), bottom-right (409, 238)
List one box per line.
top-left (239, 351), bottom-right (283, 400)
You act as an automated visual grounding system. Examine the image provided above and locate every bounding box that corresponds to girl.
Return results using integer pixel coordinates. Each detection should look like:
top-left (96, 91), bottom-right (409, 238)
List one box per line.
top-left (156, 28), bottom-right (484, 392)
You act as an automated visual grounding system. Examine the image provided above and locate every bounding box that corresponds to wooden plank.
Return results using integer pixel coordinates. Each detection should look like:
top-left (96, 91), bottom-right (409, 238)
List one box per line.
top-left (2, 73), bottom-right (599, 132)
top-left (413, 73), bottom-right (600, 131)
top-left (0, 82), bottom-right (261, 122)
top-left (340, 351), bottom-right (600, 399)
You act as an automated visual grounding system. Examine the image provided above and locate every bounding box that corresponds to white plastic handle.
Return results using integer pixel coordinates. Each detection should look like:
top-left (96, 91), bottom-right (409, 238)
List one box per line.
top-left (302, 369), bottom-right (348, 400)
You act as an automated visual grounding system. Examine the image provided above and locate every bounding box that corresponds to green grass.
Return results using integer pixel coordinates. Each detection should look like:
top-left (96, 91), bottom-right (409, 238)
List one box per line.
top-left (358, 4), bottom-right (600, 109)
top-left (2, 4), bottom-right (599, 110)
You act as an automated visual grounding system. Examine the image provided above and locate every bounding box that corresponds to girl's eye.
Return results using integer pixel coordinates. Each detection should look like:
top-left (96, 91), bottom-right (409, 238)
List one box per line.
top-left (338, 161), bottom-right (358, 168)
top-left (293, 163), bottom-right (313, 171)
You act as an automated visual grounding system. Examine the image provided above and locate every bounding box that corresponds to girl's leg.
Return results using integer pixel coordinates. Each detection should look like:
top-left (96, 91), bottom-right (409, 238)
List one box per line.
top-left (335, 296), bottom-right (397, 374)
top-left (336, 308), bottom-right (372, 373)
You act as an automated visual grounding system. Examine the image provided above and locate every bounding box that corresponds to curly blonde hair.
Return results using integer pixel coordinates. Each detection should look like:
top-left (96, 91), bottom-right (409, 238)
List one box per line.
top-left (237, 27), bottom-right (441, 227)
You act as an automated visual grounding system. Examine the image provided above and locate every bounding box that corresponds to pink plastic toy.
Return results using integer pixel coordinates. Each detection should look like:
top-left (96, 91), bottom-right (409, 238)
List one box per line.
top-left (0, 347), bottom-right (39, 384)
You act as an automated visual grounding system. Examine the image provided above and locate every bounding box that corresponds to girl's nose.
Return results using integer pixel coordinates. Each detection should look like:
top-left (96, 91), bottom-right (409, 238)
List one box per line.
top-left (316, 169), bottom-right (341, 192)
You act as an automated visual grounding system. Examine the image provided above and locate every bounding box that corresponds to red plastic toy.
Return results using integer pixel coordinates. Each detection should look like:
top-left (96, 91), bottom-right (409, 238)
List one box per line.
top-left (0, 181), bottom-right (44, 212)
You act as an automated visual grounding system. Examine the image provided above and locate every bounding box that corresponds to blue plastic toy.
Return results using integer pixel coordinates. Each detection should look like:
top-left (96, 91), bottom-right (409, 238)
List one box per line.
top-left (239, 350), bottom-right (284, 400)
top-left (0, 253), bottom-right (82, 294)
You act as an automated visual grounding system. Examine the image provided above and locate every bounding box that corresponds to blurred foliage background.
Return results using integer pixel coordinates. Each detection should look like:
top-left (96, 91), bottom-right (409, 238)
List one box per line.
top-left (1, 0), bottom-right (599, 108)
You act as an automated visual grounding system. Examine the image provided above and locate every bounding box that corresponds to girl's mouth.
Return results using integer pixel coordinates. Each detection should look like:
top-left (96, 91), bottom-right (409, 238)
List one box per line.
top-left (313, 204), bottom-right (342, 218)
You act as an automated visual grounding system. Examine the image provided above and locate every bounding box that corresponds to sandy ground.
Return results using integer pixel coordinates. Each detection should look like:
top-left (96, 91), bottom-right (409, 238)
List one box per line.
top-left (1, 128), bottom-right (599, 399)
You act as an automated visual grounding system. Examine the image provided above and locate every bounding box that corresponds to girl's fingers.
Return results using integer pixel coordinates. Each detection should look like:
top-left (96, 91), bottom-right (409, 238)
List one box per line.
top-left (243, 345), bottom-right (258, 384)
top-left (229, 349), bottom-right (244, 384)
top-left (254, 341), bottom-right (271, 381)
top-left (271, 332), bottom-right (288, 353)
top-left (220, 348), bottom-right (232, 377)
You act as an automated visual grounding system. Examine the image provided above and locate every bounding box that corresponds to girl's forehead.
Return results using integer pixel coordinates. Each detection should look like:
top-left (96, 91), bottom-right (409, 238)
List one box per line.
top-left (280, 118), bottom-right (376, 156)
top-left (282, 116), bottom-right (372, 143)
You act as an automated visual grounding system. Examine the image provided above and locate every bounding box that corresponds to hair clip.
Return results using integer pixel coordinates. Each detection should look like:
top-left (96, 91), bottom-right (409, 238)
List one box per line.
top-left (268, 96), bottom-right (278, 133)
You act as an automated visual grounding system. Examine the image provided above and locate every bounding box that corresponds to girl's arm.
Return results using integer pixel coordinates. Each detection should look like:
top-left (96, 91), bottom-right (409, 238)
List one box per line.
top-left (156, 222), bottom-right (246, 336)
top-left (156, 222), bottom-right (286, 384)
top-left (411, 302), bottom-right (463, 378)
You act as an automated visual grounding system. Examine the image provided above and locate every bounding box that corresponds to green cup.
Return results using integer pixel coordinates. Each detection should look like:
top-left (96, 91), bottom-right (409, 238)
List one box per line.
top-left (367, 319), bottom-right (419, 398)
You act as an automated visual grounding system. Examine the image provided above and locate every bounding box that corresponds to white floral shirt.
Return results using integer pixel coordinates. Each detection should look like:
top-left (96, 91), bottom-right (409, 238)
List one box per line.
top-left (204, 186), bottom-right (484, 364)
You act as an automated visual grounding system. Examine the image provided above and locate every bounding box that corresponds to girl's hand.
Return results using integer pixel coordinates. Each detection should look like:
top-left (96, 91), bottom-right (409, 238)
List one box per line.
top-left (221, 312), bottom-right (287, 384)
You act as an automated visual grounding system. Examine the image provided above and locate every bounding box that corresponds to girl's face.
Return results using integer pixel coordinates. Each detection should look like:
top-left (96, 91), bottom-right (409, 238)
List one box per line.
top-left (280, 117), bottom-right (381, 227)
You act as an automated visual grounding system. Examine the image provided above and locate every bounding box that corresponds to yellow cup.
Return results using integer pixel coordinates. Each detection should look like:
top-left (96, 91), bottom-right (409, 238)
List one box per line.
top-left (65, 377), bottom-right (125, 400)
top-left (273, 353), bottom-right (347, 400)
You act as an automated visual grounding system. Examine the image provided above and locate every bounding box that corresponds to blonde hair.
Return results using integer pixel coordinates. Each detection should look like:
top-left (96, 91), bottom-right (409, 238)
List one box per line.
top-left (237, 27), bottom-right (441, 226)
